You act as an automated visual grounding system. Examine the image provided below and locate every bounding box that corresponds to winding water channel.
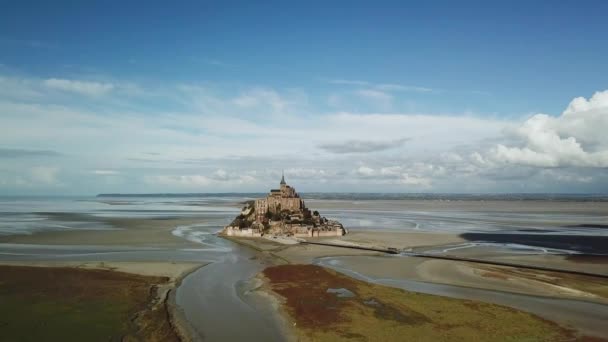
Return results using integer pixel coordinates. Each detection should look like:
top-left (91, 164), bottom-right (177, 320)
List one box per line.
top-left (3, 236), bottom-right (607, 340)
top-left (0, 235), bottom-right (287, 341)
top-left (2, 196), bottom-right (608, 340)
top-left (175, 241), bottom-right (285, 341)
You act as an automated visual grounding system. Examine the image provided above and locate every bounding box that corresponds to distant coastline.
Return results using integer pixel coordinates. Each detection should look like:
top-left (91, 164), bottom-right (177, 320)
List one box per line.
top-left (96, 192), bottom-right (608, 202)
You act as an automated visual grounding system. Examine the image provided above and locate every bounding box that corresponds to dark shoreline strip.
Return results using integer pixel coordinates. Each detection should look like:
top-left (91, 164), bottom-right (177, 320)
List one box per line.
top-left (460, 233), bottom-right (608, 254)
top-left (301, 240), bottom-right (402, 254)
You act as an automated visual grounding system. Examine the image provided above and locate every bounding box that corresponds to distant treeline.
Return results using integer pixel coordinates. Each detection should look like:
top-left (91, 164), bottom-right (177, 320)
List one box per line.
top-left (96, 193), bottom-right (608, 201)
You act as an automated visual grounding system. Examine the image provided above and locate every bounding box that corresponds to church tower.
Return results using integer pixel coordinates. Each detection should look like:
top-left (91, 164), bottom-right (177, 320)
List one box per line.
top-left (280, 170), bottom-right (287, 192)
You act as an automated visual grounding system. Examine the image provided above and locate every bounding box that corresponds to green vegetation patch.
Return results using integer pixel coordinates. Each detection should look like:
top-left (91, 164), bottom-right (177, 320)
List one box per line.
top-left (263, 264), bottom-right (585, 342)
top-left (0, 265), bottom-right (177, 342)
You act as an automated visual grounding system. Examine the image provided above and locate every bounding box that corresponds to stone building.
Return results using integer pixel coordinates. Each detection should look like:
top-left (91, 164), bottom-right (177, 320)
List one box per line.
top-left (254, 172), bottom-right (305, 222)
top-left (221, 173), bottom-right (346, 238)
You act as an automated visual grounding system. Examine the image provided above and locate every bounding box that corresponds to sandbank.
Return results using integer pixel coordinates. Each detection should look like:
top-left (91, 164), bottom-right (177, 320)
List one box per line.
top-left (0, 216), bottom-right (207, 248)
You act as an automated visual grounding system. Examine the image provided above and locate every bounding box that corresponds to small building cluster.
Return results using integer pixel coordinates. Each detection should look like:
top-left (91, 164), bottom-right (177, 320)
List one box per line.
top-left (221, 173), bottom-right (346, 238)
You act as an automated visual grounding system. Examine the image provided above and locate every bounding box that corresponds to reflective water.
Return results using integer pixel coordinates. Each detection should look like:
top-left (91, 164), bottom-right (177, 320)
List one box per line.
top-left (1, 195), bottom-right (607, 339)
top-left (2, 195), bottom-right (607, 239)
top-left (0, 226), bottom-right (284, 341)
top-left (0, 195), bottom-right (241, 236)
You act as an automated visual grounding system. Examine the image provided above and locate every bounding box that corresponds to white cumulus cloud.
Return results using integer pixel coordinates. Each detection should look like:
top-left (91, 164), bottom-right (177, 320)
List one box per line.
top-left (488, 90), bottom-right (608, 168)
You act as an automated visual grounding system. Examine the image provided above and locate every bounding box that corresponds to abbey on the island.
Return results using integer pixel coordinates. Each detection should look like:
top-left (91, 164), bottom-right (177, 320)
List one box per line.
top-left (221, 173), bottom-right (346, 238)
top-left (254, 173), bottom-right (304, 222)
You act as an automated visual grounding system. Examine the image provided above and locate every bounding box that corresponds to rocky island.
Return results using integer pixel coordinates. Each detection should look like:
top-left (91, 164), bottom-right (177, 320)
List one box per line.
top-left (221, 173), bottom-right (346, 238)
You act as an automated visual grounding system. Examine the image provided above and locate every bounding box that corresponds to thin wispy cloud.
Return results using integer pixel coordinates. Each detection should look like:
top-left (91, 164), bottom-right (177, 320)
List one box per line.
top-left (356, 89), bottom-right (393, 102)
top-left (1, 2), bottom-right (606, 195)
top-left (0, 148), bottom-right (62, 158)
top-left (376, 83), bottom-right (433, 93)
top-left (318, 138), bottom-right (410, 154)
top-left (471, 90), bottom-right (492, 96)
top-left (326, 78), bottom-right (434, 93)
top-left (44, 78), bottom-right (115, 96)
top-left (28, 166), bottom-right (61, 186)
top-left (0, 71), bottom-right (606, 194)
top-left (327, 79), bottom-right (370, 86)
top-left (0, 37), bottom-right (57, 49)
top-left (202, 58), bottom-right (232, 67)
top-left (92, 170), bottom-right (120, 175)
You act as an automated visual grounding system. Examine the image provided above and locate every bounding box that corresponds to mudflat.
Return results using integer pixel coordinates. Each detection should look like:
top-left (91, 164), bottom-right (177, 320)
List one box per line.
top-left (309, 198), bottom-right (608, 215)
top-left (0, 216), bottom-right (206, 247)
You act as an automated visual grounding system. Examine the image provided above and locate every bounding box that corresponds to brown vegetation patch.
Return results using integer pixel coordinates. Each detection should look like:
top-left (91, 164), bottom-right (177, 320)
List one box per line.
top-left (263, 264), bottom-right (590, 342)
top-left (579, 336), bottom-right (608, 342)
top-left (263, 264), bottom-right (359, 328)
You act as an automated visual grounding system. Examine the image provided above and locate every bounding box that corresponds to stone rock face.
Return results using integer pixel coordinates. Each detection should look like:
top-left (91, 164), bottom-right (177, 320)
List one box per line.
top-left (220, 175), bottom-right (346, 238)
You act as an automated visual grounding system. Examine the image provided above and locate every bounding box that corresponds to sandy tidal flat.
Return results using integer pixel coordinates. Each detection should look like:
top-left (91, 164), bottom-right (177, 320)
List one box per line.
top-left (0, 260), bottom-right (204, 280)
top-left (2, 196), bottom-right (607, 341)
top-left (0, 216), bottom-right (209, 248)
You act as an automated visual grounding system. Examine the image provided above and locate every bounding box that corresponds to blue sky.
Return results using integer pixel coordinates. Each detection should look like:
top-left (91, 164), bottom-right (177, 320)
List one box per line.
top-left (1, 1), bottom-right (607, 194)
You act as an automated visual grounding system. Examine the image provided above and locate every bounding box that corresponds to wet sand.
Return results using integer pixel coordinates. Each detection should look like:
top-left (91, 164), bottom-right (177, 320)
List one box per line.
top-left (460, 232), bottom-right (608, 254)
top-left (339, 230), bottom-right (465, 249)
top-left (309, 198), bottom-right (608, 215)
top-left (413, 243), bottom-right (608, 276)
top-left (227, 231), bottom-right (466, 264)
top-left (313, 256), bottom-right (608, 338)
top-left (467, 253), bottom-right (608, 276)
top-left (0, 260), bottom-right (204, 280)
top-left (0, 216), bottom-right (208, 248)
top-left (267, 235), bottom-right (608, 301)
top-left (229, 229), bottom-right (608, 301)
top-left (310, 255), bottom-right (608, 302)
top-left (5, 222), bottom-right (608, 339)
top-left (2, 197), bottom-right (608, 340)
top-left (237, 229), bottom-right (608, 338)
